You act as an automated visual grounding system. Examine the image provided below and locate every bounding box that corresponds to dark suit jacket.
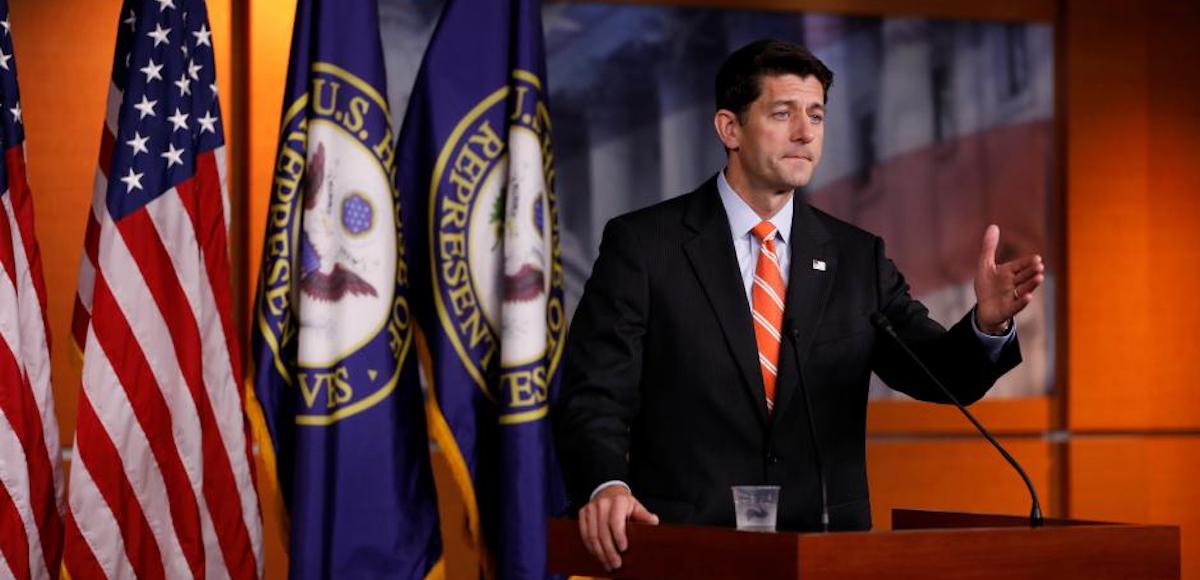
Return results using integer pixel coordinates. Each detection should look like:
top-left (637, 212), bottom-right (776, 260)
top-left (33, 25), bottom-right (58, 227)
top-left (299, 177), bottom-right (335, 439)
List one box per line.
top-left (552, 177), bottom-right (1021, 532)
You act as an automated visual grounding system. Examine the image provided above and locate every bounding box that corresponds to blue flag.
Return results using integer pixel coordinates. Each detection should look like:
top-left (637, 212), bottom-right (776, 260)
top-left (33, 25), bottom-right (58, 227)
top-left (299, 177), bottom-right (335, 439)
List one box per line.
top-left (249, 0), bottom-right (442, 577)
top-left (396, 0), bottom-right (567, 577)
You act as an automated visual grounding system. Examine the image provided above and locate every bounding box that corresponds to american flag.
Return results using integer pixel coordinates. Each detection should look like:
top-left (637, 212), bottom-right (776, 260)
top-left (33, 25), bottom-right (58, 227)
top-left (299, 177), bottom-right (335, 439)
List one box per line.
top-left (0, 2), bottom-right (66, 578)
top-left (65, 0), bottom-right (262, 577)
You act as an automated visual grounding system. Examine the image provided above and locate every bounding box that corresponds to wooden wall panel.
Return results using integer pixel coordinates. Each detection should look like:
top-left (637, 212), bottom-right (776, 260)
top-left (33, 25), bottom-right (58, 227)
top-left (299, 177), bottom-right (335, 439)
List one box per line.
top-left (1069, 437), bottom-right (1200, 580)
top-left (1061, 5), bottom-right (1199, 577)
top-left (1063, 0), bottom-right (1154, 430)
top-left (866, 439), bottom-right (1053, 530)
top-left (1065, 0), bottom-right (1200, 431)
top-left (1141, 2), bottom-right (1200, 429)
top-left (868, 397), bottom-right (1051, 436)
top-left (246, 0), bottom-right (296, 319)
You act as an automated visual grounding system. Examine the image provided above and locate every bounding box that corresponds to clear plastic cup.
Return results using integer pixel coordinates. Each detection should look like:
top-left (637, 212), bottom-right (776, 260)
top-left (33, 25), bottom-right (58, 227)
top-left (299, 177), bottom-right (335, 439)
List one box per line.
top-left (731, 485), bottom-right (780, 532)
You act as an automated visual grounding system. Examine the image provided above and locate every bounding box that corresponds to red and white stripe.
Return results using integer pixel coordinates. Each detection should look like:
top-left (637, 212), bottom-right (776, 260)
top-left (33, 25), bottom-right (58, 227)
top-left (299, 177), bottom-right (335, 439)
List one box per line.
top-left (65, 84), bottom-right (262, 579)
top-left (750, 221), bottom-right (786, 413)
top-left (0, 144), bottom-right (65, 580)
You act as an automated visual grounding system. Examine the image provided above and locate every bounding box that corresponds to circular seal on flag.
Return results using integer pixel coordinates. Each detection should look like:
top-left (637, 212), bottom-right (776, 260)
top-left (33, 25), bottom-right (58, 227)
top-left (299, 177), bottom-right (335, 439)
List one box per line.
top-left (430, 70), bottom-right (566, 424)
top-left (260, 62), bottom-right (412, 426)
top-left (296, 121), bottom-right (393, 362)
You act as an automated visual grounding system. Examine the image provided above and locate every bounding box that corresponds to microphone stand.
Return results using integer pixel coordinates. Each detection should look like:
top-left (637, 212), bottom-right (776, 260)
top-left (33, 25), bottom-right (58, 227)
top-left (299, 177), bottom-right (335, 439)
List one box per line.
top-left (870, 313), bottom-right (1044, 528)
top-left (787, 326), bottom-right (830, 532)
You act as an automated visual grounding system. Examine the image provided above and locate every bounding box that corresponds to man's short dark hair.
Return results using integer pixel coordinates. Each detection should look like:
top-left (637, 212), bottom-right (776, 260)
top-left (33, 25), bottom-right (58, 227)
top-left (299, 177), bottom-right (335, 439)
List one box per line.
top-left (715, 39), bottom-right (834, 121)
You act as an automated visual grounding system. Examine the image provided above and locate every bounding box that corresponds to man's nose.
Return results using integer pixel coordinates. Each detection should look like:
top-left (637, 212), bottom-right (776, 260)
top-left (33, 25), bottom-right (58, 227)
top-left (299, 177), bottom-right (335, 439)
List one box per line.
top-left (792, 118), bottom-right (815, 142)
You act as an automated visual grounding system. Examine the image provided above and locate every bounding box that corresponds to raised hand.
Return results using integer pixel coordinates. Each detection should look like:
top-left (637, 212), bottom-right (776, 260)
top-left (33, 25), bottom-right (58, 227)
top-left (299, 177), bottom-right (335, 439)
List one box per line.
top-left (974, 225), bottom-right (1045, 334)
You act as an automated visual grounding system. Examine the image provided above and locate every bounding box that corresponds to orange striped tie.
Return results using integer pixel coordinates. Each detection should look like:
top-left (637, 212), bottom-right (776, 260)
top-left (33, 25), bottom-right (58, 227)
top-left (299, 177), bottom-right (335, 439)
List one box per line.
top-left (751, 221), bottom-right (786, 414)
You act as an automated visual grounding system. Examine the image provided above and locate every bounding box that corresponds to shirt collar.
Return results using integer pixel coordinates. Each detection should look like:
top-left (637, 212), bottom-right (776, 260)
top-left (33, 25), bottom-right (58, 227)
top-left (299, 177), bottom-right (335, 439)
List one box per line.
top-left (717, 170), bottom-right (794, 244)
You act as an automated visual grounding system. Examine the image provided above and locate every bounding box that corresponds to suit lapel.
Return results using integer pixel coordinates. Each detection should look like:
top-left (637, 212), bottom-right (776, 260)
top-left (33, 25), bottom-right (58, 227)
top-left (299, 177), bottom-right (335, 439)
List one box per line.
top-left (682, 179), bottom-right (769, 428)
top-left (771, 201), bottom-right (836, 423)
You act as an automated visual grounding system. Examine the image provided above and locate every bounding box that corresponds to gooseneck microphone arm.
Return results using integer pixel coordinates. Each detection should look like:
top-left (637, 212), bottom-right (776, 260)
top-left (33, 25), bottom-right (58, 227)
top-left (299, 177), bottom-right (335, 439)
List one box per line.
top-left (869, 313), bottom-right (1044, 528)
top-left (786, 325), bottom-right (830, 532)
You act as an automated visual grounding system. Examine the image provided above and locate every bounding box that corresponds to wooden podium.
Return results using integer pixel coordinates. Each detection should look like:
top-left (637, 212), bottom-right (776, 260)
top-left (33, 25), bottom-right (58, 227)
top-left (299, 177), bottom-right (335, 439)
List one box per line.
top-left (547, 509), bottom-right (1180, 579)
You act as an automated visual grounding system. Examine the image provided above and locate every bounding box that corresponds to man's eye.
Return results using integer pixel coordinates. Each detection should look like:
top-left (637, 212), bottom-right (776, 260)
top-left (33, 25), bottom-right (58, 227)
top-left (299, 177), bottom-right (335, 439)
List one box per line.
top-left (772, 111), bottom-right (790, 120)
top-left (810, 115), bottom-right (824, 125)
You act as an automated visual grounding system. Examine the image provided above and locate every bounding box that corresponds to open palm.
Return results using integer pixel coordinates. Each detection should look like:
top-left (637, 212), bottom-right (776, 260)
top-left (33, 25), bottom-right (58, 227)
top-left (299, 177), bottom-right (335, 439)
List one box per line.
top-left (974, 225), bottom-right (1045, 334)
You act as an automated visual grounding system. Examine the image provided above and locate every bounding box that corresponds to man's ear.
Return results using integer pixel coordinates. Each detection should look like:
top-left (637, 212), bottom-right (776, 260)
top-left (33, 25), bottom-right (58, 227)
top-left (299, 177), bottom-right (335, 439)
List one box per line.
top-left (713, 109), bottom-right (741, 151)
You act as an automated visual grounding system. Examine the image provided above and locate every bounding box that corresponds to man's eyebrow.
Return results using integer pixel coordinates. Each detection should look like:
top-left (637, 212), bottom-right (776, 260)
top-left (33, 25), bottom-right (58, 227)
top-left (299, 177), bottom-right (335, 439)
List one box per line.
top-left (766, 99), bottom-right (825, 112)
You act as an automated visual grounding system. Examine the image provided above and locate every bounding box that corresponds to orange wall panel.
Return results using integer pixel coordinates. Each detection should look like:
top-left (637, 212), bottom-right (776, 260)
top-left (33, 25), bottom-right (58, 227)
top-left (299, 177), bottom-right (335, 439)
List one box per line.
top-left (246, 0), bottom-right (296, 316)
top-left (1141, 3), bottom-right (1200, 429)
top-left (1070, 437), bottom-right (1200, 580)
top-left (868, 397), bottom-right (1051, 436)
top-left (1063, 0), bottom-right (1154, 431)
top-left (867, 438), bottom-right (1053, 529)
top-left (1065, 1), bottom-right (1200, 431)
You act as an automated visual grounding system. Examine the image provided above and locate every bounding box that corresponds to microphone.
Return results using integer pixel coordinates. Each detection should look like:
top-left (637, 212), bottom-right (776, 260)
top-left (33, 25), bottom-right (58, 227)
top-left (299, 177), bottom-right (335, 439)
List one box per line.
top-left (869, 313), bottom-right (1044, 528)
top-left (785, 323), bottom-right (830, 532)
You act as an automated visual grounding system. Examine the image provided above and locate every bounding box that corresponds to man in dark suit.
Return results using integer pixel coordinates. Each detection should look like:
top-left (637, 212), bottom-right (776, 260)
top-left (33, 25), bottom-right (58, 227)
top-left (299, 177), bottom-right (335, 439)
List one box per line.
top-left (552, 39), bottom-right (1044, 571)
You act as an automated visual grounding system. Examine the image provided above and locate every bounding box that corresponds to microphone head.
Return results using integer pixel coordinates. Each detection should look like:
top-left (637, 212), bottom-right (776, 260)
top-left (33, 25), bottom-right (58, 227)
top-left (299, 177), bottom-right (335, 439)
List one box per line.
top-left (869, 312), bottom-right (893, 333)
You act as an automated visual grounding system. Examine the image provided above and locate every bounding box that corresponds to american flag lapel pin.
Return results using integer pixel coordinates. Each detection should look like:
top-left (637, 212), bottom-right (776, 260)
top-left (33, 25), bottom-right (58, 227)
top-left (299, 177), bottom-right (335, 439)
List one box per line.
top-left (812, 259), bottom-right (826, 271)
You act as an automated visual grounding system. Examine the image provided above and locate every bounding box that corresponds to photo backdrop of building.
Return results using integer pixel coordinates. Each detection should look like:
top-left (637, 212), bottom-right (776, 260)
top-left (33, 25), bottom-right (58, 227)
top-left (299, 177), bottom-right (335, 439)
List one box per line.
top-left (379, 0), bottom-right (1055, 399)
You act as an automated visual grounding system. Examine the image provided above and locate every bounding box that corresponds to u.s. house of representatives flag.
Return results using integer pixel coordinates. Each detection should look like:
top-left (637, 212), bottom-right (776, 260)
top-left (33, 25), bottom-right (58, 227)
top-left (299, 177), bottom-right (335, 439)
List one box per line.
top-left (0, 2), bottom-right (65, 577)
top-left (250, 0), bottom-right (443, 577)
top-left (397, 0), bottom-right (567, 577)
top-left (66, 0), bottom-right (263, 577)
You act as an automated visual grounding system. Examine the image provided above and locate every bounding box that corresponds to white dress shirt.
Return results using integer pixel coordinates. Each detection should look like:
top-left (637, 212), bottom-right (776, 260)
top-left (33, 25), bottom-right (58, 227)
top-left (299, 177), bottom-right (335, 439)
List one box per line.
top-left (716, 170), bottom-right (793, 308)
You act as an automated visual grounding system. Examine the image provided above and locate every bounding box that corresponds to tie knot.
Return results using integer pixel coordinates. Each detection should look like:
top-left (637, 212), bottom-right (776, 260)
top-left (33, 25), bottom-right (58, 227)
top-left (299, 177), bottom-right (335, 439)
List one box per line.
top-left (751, 221), bottom-right (777, 244)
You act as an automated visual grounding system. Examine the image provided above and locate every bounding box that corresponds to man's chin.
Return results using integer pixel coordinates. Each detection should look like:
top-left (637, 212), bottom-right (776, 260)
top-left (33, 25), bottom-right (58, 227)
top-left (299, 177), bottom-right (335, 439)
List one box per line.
top-left (791, 168), bottom-right (818, 187)
top-left (766, 167), bottom-right (814, 191)
top-left (773, 175), bottom-right (813, 191)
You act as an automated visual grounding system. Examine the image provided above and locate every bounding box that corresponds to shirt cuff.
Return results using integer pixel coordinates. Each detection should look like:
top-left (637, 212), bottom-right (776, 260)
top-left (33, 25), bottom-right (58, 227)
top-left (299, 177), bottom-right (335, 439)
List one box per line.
top-left (971, 308), bottom-right (1015, 363)
top-left (590, 480), bottom-right (631, 501)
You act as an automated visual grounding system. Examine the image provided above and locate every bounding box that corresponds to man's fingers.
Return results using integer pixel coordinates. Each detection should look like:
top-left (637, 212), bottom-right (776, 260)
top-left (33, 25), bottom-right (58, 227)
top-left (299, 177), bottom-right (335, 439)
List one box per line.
top-left (585, 502), bottom-right (615, 570)
top-left (1001, 255), bottom-right (1044, 295)
top-left (978, 224), bottom-right (1000, 271)
top-left (1016, 274), bottom-right (1044, 298)
top-left (611, 499), bottom-right (631, 553)
top-left (991, 275), bottom-right (1043, 322)
top-left (596, 500), bottom-right (625, 570)
top-left (630, 501), bottom-right (660, 525)
top-left (1011, 264), bottom-right (1042, 287)
top-left (583, 505), bottom-right (605, 568)
top-left (1001, 255), bottom-right (1044, 277)
top-left (578, 509), bottom-right (592, 553)
top-left (577, 490), bottom-right (655, 571)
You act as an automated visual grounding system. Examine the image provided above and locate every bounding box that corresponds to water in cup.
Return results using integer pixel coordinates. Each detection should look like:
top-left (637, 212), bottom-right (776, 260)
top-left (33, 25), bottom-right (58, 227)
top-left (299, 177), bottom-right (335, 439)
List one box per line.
top-left (732, 485), bottom-right (780, 532)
